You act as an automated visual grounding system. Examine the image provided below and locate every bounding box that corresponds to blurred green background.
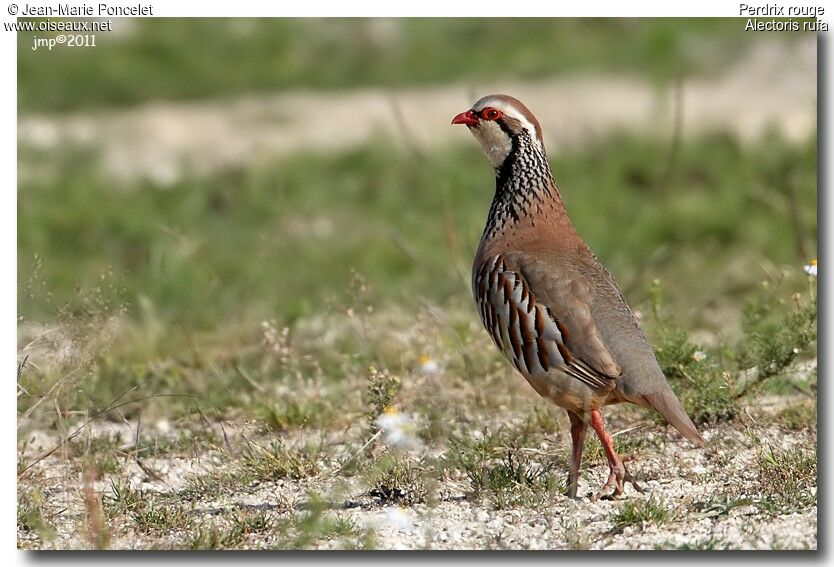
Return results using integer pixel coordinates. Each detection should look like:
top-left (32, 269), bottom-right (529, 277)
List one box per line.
top-left (21, 18), bottom-right (756, 112)
top-left (17, 18), bottom-right (816, 420)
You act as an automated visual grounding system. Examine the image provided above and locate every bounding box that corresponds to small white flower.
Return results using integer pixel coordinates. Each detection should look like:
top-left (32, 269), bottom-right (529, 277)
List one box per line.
top-left (375, 407), bottom-right (422, 450)
top-left (692, 351), bottom-right (707, 363)
top-left (418, 355), bottom-right (440, 375)
top-left (804, 259), bottom-right (817, 277)
top-left (384, 506), bottom-right (414, 532)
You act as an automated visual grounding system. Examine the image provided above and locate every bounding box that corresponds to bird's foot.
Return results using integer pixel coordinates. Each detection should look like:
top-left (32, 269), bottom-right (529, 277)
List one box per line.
top-left (590, 462), bottom-right (645, 501)
top-left (564, 482), bottom-right (581, 500)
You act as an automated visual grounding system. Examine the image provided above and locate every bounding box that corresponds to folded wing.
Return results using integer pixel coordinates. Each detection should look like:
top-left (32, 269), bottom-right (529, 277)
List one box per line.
top-left (473, 253), bottom-right (620, 391)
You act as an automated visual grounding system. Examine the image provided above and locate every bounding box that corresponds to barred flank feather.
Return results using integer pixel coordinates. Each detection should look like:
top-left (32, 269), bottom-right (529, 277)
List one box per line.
top-left (474, 254), bottom-right (616, 391)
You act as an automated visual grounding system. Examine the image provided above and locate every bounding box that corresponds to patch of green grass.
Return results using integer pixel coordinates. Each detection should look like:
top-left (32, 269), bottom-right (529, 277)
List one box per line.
top-left (738, 290), bottom-right (818, 383)
top-left (269, 492), bottom-right (376, 550)
top-left (516, 406), bottom-right (563, 438)
top-left (692, 493), bottom-right (753, 519)
top-left (649, 275), bottom-right (816, 424)
top-left (132, 425), bottom-right (224, 458)
top-left (240, 440), bottom-right (322, 481)
top-left (611, 497), bottom-right (673, 532)
top-left (754, 444), bottom-right (816, 514)
top-left (776, 402), bottom-right (817, 431)
top-left (656, 336), bottom-right (737, 424)
top-left (105, 480), bottom-right (193, 532)
top-left (136, 501), bottom-right (192, 532)
top-left (185, 526), bottom-right (240, 550)
top-left (19, 132), bottom-right (816, 329)
top-left (180, 470), bottom-right (239, 503)
top-left (17, 18), bottom-right (776, 113)
top-left (185, 510), bottom-right (274, 549)
top-left (255, 398), bottom-right (334, 431)
top-left (449, 429), bottom-right (563, 509)
top-left (233, 509), bottom-right (274, 534)
top-left (17, 489), bottom-right (56, 543)
top-left (649, 279), bottom-right (737, 424)
top-left (103, 479), bottom-right (142, 516)
top-left (368, 457), bottom-right (431, 506)
top-left (657, 536), bottom-right (729, 550)
top-left (60, 436), bottom-right (126, 477)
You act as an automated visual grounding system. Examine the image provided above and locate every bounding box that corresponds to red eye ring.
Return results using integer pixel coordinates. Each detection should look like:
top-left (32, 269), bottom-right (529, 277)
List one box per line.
top-left (481, 107), bottom-right (503, 121)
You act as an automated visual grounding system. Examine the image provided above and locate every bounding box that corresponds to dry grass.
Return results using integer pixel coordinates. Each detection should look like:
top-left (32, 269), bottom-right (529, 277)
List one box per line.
top-left (17, 102), bottom-right (816, 549)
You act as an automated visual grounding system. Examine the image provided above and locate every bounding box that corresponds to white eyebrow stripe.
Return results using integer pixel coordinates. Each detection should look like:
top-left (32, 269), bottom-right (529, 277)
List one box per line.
top-left (504, 109), bottom-right (540, 145)
top-left (474, 98), bottom-right (541, 148)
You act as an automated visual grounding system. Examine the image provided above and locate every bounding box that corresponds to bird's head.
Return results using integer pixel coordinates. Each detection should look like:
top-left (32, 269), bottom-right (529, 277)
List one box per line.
top-left (451, 94), bottom-right (545, 169)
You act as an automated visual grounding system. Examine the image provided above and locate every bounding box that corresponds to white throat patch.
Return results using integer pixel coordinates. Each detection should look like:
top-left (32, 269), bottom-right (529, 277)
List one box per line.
top-left (469, 97), bottom-right (542, 168)
top-left (471, 121), bottom-right (513, 169)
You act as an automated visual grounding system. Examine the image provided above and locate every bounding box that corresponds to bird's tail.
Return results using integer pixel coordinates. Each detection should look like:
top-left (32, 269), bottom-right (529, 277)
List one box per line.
top-left (643, 391), bottom-right (705, 446)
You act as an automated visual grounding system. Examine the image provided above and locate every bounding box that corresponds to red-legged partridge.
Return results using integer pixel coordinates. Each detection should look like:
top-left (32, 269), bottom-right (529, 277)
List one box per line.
top-left (452, 94), bottom-right (705, 500)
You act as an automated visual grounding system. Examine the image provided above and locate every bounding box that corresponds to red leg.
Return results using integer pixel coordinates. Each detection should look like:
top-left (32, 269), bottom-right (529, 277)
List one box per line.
top-left (566, 412), bottom-right (586, 499)
top-left (589, 409), bottom-right (644, 500)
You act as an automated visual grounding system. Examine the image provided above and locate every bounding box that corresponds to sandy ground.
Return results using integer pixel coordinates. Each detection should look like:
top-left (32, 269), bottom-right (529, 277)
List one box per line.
top-left (18, 37), bottom-right (815, 186)
top-left (18, 390), bottom-right (817, 550)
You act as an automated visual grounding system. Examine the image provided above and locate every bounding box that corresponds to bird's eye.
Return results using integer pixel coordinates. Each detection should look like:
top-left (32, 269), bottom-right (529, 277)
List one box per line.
top-left (481, 108), bottom-right (502, 121)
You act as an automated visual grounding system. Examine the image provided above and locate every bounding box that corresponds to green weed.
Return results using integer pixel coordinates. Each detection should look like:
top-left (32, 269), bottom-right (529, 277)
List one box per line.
top-left (611, 497), bottom-right (672, 531)
top-left (777, 402), bottom-right (817, 431)
top-left (450, 430), bottom-right (563, 509)
top-left (104, 480), bottom-right (192, 532)
top-left (17, 489), bottom-right (56, 543)
top-left (363, 366), bottom-right (401, 430)
top-left (657, 536), bottom-right (729, 550)
top-left (754, 444), bottom-right (816, 514)
top-left (240, 440), bottom-right (322, 481)
top-left (368, 457), bottom-right (430, 506)
top-left (269, 492), bottom-right (376, 550)
top-left (649, 275), bottom-right (816, 424)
